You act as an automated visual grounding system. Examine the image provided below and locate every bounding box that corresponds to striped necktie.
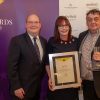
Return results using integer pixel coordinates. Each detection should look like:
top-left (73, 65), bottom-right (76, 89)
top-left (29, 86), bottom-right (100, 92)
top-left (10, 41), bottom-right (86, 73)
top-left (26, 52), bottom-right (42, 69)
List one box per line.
top-left (33, 37), bottom-right (40, 61)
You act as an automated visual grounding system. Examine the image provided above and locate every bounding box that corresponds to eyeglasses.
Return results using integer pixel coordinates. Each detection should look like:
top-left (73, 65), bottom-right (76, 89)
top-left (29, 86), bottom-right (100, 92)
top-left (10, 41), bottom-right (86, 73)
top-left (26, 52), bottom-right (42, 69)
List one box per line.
top-left (58, 25), bottom-right (68, 29)
top-left (27, 21), bottom-right (40, 25)
top-left (87, 17), bottom-right (100, 23)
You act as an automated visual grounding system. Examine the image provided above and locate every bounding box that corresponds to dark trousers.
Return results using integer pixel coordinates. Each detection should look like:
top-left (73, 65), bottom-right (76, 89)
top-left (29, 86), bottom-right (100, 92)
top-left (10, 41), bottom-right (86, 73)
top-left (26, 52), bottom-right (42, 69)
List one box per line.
top-left (12, 95), bottom-right (40, 100)
top-left (11, 88), bottom-right (40, 100)
top-left (11, 93), bottom-right (40, 100)
top-left (47, 88), bottom-right (79, 100)
top-left (82, 80), bottom-right (100, 100)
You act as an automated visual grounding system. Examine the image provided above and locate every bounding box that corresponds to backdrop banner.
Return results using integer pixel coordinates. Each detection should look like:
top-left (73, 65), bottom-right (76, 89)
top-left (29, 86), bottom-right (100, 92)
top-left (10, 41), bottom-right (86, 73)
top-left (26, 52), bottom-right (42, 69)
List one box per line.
top-left (1, 0), bottom-right (100, 100)
top-left (0, 0), bottom-right (58, 100)
top-left (59, 0), bottom-right (100, 37)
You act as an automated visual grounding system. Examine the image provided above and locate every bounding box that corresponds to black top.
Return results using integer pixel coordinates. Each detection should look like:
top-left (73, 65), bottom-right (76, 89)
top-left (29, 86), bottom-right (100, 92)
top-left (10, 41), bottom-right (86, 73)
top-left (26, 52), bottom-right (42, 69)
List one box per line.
top-left (46, 36), bottom-right (78, 65)
top-left (46, 36), bottom-right (79, 100)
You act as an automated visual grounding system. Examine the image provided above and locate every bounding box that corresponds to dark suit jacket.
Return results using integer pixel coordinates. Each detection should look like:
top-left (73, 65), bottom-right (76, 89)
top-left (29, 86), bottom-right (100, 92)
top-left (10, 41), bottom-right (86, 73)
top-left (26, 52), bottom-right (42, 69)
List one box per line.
top-left (78, 30), bottom-right (100, 51)
top-left (8, 33), bottom-right (47, 97)
top-left (78, 30), bottom-right (100, 98)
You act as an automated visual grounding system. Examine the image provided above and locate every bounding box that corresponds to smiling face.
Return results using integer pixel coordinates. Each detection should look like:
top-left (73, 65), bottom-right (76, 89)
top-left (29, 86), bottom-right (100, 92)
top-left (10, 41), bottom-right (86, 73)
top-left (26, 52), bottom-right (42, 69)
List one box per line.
top-left (86, 13), bottom-right (100, 33)
top-left (54, 16), bottom-right (72, 41)
top-left (26, 14), bottom-right (41, 36)
top-left (58, 21), bottom-right (70, 37)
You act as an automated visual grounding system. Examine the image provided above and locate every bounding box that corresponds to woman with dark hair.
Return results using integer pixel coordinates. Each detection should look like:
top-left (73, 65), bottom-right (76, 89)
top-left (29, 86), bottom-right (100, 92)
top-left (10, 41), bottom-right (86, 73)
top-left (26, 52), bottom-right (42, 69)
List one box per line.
top-left (45, 16), bottom-right (79, 100)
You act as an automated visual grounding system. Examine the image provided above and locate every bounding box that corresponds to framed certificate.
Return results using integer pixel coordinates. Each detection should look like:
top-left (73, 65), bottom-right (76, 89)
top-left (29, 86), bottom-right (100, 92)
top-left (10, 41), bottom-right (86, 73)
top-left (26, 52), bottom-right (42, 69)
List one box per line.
top-left (49, 51), bottom-right (81, 90)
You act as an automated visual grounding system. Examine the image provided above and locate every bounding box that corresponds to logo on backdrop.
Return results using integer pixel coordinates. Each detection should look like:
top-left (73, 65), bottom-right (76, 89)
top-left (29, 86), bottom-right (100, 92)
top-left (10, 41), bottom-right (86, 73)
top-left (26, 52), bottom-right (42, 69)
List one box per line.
top-left (66, 3), bottom-right (78, 9)
top-left (0, 0), bottom-right (4, 4)
top-left (66, 14), bottom-right (76, 21)
top-left (86, 3), bottom-right (98, 10)
top-left (0, 19), bottom-right (13, 30)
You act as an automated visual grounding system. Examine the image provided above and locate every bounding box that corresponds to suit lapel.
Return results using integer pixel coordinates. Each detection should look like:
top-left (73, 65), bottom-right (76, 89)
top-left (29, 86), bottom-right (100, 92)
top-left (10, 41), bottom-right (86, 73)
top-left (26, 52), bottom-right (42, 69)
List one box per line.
top-left (95, 35), bottom-right (100, 46)
top-left (24, 33), bottom-right (39, 58)
top-left (39, 37), bottom-right (45, 56)
top-left (79, 31), bottom-right (88, 54)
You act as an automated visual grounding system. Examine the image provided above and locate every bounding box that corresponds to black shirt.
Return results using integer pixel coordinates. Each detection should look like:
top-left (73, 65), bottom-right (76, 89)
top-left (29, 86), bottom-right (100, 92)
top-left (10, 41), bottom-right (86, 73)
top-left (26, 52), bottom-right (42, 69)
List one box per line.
top-left (46, 36), bottom-right (78, 65)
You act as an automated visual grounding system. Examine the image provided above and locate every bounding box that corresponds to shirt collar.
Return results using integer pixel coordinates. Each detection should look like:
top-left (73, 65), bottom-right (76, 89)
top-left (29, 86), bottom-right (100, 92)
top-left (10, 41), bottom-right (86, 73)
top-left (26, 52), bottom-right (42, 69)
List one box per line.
top-left (28, 33), bottom-right (39, 40)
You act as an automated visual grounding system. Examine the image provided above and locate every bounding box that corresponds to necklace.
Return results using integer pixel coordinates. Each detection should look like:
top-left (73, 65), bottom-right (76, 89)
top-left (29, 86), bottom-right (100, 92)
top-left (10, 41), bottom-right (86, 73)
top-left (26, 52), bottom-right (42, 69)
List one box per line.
top-left (60, 38), bottom-right (75, 44)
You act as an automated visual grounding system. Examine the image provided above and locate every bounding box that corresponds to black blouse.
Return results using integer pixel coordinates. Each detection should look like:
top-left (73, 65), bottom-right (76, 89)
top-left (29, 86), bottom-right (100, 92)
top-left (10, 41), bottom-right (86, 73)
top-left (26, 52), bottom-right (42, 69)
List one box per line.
top-left (46, 36), bottom-right (78, 65)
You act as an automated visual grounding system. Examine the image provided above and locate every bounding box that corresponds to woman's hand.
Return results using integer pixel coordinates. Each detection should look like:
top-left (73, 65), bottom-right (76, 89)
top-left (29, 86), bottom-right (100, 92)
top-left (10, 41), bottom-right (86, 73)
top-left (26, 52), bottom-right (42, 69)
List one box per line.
top-left (48, 78), bottom-right (55, 91)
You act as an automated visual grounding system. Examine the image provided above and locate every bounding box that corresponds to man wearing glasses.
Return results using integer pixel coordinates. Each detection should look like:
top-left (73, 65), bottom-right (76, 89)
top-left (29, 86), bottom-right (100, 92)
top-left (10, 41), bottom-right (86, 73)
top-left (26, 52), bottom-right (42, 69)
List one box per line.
top-left (8, 14), bottom-right (47, 100)
top-left (78, 9), bottom-right (100, 100)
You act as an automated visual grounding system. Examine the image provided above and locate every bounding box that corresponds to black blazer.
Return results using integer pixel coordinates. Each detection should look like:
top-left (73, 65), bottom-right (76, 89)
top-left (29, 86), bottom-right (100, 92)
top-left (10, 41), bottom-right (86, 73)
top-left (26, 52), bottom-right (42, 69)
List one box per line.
top-left (78, 30), bottom-right (100, 55)
top-left (78, 30), bottom-right (100, 98)
top-left (8, 33), bottom-right (47, 97)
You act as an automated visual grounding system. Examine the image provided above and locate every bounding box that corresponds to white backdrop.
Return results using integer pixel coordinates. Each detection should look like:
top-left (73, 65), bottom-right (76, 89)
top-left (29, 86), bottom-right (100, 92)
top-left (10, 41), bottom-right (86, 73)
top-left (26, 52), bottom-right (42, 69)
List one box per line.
top-left (59, 0), bottom-right (100, 37)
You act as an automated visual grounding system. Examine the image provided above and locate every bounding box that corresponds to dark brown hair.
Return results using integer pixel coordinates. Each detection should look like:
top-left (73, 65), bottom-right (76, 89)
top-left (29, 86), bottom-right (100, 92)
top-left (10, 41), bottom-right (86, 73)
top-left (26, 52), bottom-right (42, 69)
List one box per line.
top-left (86, 9), bottom-right (100, 17)
top-left (54, 16), bottom-right (72, 42)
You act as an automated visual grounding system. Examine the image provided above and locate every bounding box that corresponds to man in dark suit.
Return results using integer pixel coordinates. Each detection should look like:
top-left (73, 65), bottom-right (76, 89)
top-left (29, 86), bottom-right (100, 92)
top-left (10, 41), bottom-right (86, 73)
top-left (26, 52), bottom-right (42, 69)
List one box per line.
top-left (8, 14), bottom-right (47, 100)
top-left (78, 9), bottom-right (100, 100)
